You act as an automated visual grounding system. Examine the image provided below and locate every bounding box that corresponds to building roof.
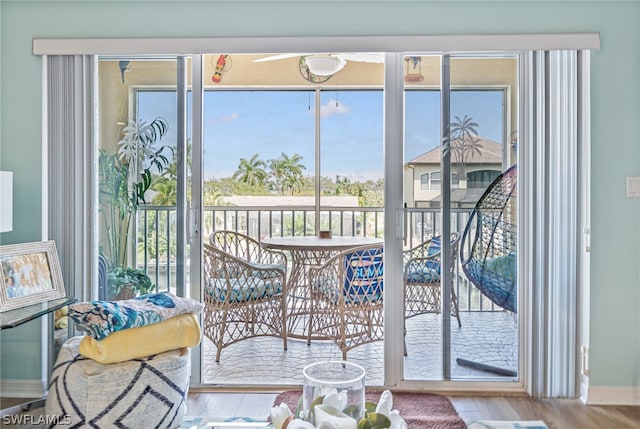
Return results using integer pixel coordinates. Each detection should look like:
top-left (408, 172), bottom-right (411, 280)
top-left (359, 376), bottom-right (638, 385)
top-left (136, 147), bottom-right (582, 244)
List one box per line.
top-left (220, 195), bottom-right (359, 207)
top-left (406, 136), bottom-right (503, 165)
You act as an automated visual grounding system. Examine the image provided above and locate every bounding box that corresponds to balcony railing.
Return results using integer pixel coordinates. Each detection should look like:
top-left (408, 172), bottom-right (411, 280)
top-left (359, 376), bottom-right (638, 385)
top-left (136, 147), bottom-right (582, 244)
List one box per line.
top-left (135, 205), bottom-right (507, 313)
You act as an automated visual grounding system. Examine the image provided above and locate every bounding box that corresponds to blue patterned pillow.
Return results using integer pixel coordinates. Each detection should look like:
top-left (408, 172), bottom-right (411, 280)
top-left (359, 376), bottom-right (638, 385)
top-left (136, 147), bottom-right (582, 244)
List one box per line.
top-left (312, 277), bottom-right (382, 305)
top-left (343, 247), bottom-right (384, 297)
top-left (68, 292), bottom-right (203, 340)
top-left (426, 236), bottom-right (442, 272)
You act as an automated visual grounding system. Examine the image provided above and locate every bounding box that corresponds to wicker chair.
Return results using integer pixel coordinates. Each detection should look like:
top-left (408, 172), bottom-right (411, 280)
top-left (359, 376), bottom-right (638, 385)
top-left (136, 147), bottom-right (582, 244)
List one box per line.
top-left (403, 233), bottom-right (461, 355)
top-left (202, 243), bottom-right (288, 362)
top-left (210, 230), bottom-right (287, 273)
top-left (306, 243), bottom-right (384, 360)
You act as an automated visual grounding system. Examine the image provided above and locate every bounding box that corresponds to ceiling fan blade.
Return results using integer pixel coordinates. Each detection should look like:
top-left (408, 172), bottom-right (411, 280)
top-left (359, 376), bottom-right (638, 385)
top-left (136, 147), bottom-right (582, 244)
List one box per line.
top-left (253, 53), bottom-right (305, 63)
top-left (254, 52), bottom-right (385, 64)
top-left (338, 53), bottom-right (385, 63)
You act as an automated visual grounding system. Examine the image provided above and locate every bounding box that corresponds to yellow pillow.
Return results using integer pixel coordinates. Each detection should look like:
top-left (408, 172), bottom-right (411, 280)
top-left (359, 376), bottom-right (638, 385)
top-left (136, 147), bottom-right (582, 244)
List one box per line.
top-left (55, 315), bottom-right (68, 329)
top-left (78, 313), bottom-right (201, 364)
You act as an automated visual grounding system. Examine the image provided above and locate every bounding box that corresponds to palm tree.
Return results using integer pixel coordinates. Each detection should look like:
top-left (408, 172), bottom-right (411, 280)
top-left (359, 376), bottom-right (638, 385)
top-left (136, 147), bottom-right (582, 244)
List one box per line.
top-left (233, 154), bottom-right (267, 188)
top-left (267, 156), bottom-right (286, 195)
top-left (280, 153), bottom-right (306, 195)
top-left (271, 153), bottom-right (306, 195)
top-left (150, 178), bottom-right (177, 205)
top-left (450, 114), bottom-right (483, 180)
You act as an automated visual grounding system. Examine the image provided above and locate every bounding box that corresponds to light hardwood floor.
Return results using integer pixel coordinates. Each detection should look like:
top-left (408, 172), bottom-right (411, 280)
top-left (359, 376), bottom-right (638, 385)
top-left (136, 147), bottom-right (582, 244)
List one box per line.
top-left (187, 391), bottom-right (640, 429)
top-left (2, 392), bottom-right (639, 428)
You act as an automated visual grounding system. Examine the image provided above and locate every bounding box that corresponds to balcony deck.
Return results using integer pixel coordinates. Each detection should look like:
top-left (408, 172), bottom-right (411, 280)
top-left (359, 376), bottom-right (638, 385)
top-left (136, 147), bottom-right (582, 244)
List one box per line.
top-left (202, 310), bottom-right (518, 385)
top-left (134, 205), bottom-right (519, 385)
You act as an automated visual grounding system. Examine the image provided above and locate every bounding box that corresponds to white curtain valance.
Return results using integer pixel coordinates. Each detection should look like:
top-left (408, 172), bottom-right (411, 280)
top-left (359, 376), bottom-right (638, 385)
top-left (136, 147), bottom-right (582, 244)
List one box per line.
top-left (33, 34), bottom-right (600, 56)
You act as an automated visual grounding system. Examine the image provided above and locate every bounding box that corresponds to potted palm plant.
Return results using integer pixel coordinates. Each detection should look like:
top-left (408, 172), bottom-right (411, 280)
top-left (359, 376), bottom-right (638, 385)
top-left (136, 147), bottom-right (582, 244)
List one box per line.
top-left (99, 117), bottom-right (172, 299)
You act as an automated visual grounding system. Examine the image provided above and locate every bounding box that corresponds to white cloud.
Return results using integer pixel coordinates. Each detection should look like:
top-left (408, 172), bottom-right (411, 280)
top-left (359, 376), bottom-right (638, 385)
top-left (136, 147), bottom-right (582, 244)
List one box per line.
top-left (212, 112), bottom-right (240, 125)
top-left (320, 99), bottom-right (349, 118)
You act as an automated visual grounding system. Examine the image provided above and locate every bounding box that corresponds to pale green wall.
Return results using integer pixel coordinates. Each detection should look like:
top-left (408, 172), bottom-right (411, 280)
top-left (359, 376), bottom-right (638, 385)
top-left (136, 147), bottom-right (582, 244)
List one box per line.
top-left (1, 0), bottom-right (638, 390)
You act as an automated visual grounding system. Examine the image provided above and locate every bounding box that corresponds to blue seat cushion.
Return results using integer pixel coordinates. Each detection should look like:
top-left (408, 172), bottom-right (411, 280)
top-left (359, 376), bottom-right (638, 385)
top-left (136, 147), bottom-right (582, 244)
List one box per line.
top-left (248, 262), bottom-right (286, 279)
top-left (405, 266), bottom-right (440, 284)
top-left (484, 253), bottom-right (517, 283)
top-left (206, 278), bottom-right (282, 303)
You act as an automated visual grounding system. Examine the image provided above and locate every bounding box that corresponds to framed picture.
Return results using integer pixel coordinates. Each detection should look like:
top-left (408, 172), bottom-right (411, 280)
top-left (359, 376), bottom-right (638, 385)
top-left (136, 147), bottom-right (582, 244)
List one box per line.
top-left (0, 241), bottom-right (66, 312)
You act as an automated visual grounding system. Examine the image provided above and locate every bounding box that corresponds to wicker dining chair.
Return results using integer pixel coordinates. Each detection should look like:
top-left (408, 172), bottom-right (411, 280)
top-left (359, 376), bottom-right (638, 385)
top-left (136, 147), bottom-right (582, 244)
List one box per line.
top-left (202, 243), bottom-right (288, 362)
top-left (210, 230), bottom-right (287, 273)
top-left (307, 243), bottom-right (384, 360)
top-left (403, 232), bottom-right (461, 355)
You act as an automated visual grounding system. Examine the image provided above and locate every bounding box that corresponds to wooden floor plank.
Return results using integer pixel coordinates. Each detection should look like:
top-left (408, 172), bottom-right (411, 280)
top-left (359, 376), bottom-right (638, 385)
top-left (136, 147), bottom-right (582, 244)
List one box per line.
top-left (186, 392), bottom-right (640, 429)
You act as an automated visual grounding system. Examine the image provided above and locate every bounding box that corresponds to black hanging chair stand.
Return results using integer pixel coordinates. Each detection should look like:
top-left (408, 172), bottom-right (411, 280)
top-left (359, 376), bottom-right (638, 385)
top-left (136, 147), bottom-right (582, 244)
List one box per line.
top-left (457, 165), bottom-right (518, 377)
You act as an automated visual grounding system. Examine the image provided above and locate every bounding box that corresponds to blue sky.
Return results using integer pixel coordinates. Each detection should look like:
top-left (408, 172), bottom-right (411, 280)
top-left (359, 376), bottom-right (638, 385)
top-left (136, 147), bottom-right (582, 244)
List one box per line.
top-left (138, 89), bottom-right (504, 181)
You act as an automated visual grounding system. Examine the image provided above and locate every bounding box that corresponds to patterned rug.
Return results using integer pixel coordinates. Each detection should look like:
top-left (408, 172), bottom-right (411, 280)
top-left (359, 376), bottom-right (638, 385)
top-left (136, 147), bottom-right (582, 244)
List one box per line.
top-left (273, 389), bottom-right (467, 429)
top-left (467, 421), bottom-right (549, 429)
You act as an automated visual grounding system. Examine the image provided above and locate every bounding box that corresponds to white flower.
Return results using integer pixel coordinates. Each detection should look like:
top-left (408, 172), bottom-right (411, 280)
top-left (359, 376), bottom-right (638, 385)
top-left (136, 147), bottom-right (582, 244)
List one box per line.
top-left (372, 391), bottom-right (407, 429)
top-left (270, 403), bottom-right (293, 429)
top-left (322, 390), bottom-right (348, 412)
top-left (316, 422), bottom-right (339, 429)
top-left (314, 385), bottom-right (338, 400)
top-left (314, 404), bottom-right (357, 429)
top-left (375, 390), bottom-right (393, 417)
top-left (389, 410), bottom-right (408, 429)
top-left (286, 419), bottom-right (318, 429)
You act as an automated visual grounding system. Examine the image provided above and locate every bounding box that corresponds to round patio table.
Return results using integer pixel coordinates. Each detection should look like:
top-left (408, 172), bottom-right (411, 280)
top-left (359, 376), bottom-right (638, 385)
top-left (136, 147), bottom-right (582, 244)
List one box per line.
top-left (261, 235), bottom-right (383, 340)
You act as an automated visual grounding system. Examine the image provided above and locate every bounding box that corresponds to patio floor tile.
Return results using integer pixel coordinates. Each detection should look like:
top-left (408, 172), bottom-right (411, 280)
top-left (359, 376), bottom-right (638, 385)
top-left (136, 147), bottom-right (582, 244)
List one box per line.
top-left (202, 311), bottom-right (517, 385)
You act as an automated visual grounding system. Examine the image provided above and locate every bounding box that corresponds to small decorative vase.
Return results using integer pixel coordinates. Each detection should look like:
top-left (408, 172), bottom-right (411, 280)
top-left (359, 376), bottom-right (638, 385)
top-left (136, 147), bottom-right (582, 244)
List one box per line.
top-left (302, 361), bottom-right (365, 427)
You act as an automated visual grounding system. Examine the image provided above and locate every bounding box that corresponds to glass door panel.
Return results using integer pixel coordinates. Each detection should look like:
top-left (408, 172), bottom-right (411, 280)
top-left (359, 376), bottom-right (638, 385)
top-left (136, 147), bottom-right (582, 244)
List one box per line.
top-left (202, 89), bottom-right (315, 240)
top-left (449, 55), bottom-right (518, 380)
top-left (97, 58), bottom-right (182, 300)
top-left (198, 54), bottom-right (388, 386)
top-left (403, 55), bottom-right (444, 380)
top-left (319, 90), bottom-right (384, 239)
top-left (402, 54), bottom-right (519, 382)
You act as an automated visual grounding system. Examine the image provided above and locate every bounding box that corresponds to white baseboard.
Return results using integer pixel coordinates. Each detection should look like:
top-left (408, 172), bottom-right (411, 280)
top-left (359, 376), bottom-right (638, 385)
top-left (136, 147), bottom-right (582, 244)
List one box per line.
top-left (0, 379), bottom-right (45, 398)
top-left (585, 385), bottom-right (640, 405)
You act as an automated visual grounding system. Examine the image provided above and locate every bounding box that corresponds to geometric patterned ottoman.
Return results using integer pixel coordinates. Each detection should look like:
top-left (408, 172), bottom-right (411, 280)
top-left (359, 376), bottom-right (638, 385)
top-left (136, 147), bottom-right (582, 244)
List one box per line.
top-left (45, 336), bottom-right (190, 428)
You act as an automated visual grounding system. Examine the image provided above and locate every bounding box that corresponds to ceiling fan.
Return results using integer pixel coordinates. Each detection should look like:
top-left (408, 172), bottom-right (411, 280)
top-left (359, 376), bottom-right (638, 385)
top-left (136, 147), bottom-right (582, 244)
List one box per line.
top-left (253, 52), bottom-right (384, 76)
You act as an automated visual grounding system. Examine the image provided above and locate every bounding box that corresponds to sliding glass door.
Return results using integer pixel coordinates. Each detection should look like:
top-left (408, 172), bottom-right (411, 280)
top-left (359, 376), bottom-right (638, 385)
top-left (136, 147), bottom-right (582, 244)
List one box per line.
top-left (197, 55), bottom-right (385, 385)
top-left (402, 54), bottom-right (519, 382)
top-left (96, 51), bottom-right (521, 388)
top-left (97, 58), bottom-right (190, 300)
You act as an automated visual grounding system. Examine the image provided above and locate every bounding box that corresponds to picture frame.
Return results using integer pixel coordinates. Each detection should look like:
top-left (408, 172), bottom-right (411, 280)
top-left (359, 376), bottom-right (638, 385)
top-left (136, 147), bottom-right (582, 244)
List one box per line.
top-left (0, 240), bottom-right (66, 312)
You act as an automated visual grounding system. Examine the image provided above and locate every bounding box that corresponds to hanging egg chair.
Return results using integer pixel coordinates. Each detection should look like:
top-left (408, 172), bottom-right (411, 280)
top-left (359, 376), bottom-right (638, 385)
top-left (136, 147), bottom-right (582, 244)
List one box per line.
top-left (460, 164), bottom-right (517, 313)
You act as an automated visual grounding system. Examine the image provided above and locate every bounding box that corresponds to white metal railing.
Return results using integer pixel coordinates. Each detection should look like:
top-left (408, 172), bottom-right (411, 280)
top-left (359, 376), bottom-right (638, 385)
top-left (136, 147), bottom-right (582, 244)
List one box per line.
top-left (136, 205), bottom-right (507, 312)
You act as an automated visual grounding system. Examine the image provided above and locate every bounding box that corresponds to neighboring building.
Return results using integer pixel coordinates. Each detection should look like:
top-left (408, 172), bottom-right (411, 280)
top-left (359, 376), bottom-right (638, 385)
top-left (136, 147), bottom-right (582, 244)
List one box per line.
top-left (214, 195), bottom-right (361, 238)
top-left (404, 136), bottom-right (506, 208)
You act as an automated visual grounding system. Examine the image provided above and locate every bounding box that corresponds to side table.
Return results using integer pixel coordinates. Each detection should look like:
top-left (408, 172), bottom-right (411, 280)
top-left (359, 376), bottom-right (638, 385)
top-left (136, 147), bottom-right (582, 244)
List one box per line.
top-left (0, 297), bottom-right (77, 417)
top-left (0, 297), bottom-right (76, 330)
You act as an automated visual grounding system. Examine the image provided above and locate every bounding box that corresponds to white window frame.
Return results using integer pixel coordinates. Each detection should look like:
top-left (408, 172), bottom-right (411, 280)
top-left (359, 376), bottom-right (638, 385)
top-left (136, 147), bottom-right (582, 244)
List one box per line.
top-left (37, 33), bottom-right (598, 397)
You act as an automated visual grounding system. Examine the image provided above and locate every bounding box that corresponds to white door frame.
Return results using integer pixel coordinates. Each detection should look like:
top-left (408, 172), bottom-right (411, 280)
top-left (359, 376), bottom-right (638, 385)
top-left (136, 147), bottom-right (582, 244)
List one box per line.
top-left (36, 34), bottom-right (597, 392)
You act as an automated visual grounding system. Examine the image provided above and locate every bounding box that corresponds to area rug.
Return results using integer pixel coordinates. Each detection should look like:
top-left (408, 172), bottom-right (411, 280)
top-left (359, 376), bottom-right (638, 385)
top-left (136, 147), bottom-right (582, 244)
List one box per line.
top-left (273, 389), bottom-right (467, 429)
top-left (467, 421), bottom-right (549, 429)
